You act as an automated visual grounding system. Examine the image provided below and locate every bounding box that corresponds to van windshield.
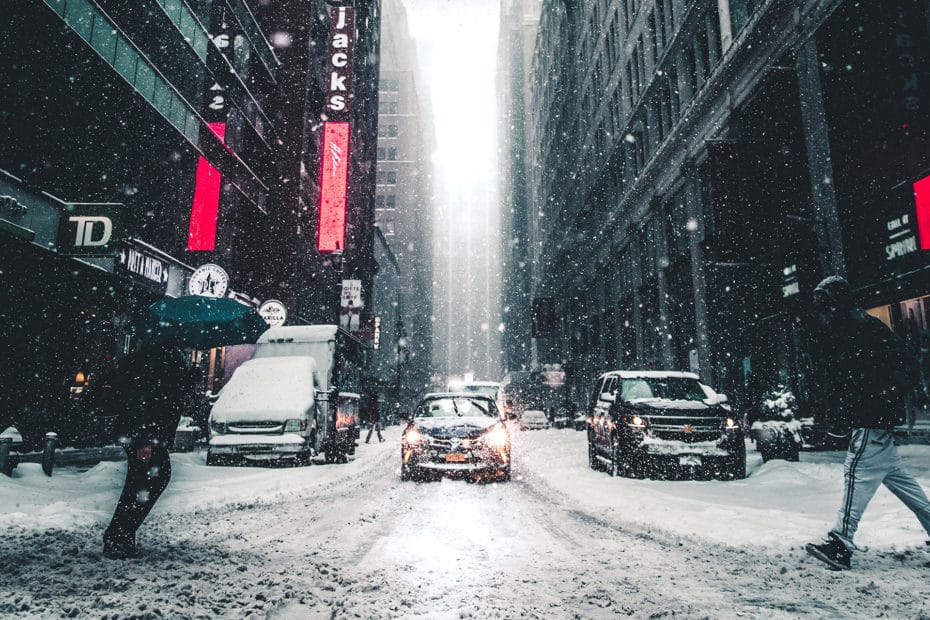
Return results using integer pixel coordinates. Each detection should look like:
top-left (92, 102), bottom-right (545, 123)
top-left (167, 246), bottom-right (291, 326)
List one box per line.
top-left (461, 384), bottom-right (499, 401)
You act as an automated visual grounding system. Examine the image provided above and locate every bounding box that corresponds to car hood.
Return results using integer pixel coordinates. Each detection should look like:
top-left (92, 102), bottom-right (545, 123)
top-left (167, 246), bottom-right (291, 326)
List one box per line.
top-left (414, 416), bottom-right (500, 439)
top-left (623, 399), bottom-right (725, 415)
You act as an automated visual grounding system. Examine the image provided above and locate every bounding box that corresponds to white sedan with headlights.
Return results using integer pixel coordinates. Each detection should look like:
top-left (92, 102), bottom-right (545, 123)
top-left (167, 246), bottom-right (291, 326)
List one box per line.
top-left (401, 393), bottom-right (511, 482)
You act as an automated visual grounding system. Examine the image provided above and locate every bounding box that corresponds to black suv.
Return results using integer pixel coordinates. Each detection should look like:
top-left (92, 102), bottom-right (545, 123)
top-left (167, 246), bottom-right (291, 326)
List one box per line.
top-left (586, 371), bottom-right (745, 480)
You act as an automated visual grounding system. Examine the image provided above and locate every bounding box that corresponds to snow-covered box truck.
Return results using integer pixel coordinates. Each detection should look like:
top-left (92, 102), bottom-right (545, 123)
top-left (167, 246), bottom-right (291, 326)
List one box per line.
top-left (208, 325), bottom-right (365, 463)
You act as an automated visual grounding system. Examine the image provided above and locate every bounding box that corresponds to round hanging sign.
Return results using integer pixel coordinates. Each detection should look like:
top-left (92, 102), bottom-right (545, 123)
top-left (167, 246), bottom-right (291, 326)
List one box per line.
top-left (259, 299), bottom-right (287, 326)
top-left (188, 263), bottom-right (229, 298)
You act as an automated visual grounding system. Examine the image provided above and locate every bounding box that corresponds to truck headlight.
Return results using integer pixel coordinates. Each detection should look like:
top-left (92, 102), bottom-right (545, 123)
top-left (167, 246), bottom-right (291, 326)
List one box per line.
top-left (284, 419), bottom-right (308, 432)
top-left (627, 415), bottom-right (646, 428)
top-left (724, 417), bottom-right (738, 430)
top-left (210, 421), bottom-right (227, 434)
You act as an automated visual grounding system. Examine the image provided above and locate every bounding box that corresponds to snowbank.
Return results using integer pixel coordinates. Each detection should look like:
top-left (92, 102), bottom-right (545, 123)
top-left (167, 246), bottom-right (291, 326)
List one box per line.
top-left (515, 429), bottom-right (930, 551)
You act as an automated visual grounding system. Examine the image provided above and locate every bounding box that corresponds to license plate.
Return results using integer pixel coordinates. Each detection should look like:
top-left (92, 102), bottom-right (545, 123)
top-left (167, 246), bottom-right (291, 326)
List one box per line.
top-left (445, 453), bottom-right (467, 463)
top-left (679, 455), bottom-right (702, 467)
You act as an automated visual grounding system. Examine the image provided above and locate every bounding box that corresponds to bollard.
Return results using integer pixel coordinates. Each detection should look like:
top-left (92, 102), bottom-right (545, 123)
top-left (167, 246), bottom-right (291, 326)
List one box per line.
top-left (42, 432), bottom-right (58, 477)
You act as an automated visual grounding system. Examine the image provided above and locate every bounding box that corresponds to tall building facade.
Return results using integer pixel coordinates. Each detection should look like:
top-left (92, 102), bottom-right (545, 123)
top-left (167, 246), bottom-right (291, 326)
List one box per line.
top-left (497, 0), bottom-right (541, 375)
top-left (0, 0), bottom-right (382, 444)
top-left (372, 0), bottom-right (435, 410)
top-left (525, 0), bottom-right (930, 415)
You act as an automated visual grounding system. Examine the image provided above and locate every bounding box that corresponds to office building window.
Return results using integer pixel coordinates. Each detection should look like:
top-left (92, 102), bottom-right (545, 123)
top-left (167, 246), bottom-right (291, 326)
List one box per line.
top-left (386, 195), bottom-right (396, 209)
top-left (387, 170), bottom-right (397, 184)
top-left (377, 147), bottom-right (386, 160)
top-left (375, 195), bottom-right (385, 208)
top-left (387, 147), bottom-right (397, 161)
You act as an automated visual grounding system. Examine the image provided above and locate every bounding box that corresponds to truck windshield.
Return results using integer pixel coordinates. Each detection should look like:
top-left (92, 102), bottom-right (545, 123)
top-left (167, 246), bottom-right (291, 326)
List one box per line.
top-left (619, 378), bottom-right (708, 402)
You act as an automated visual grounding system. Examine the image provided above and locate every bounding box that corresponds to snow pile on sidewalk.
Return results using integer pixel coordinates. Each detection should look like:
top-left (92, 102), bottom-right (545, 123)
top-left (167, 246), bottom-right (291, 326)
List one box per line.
top-left (515, 429), bottom-right (930, 551)
top-left (0, 430), bottom-right (400, 531)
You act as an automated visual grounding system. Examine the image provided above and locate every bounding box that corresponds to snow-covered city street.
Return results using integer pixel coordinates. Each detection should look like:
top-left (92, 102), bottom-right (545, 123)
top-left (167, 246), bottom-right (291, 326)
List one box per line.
top-left (2, 428), bottom-right (930, 618)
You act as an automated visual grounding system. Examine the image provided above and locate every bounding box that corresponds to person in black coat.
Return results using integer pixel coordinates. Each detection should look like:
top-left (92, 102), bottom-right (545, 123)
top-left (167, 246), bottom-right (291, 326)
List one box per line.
top-left (805, 276), bottom-right (930, 570)
top-left (102, 339), bottom-right (188, 559)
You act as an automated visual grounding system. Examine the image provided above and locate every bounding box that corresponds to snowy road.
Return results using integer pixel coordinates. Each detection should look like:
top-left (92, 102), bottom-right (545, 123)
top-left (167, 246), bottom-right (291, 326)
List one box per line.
top-left (2, 428), bottom-right (930, 618)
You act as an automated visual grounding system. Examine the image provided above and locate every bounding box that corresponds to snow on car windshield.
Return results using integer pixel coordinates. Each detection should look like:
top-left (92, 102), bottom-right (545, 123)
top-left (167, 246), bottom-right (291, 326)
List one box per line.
top-left (620, 378), bottom-right (709, 403)
top-left (415, 397), bottom-right (496, 418)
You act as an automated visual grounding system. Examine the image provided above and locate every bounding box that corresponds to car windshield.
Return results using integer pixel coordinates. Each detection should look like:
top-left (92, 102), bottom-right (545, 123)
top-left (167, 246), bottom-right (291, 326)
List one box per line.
top-left (415, 397), bottom-right (497, 418)
top-left (619, 378), bottom-right (709, 403)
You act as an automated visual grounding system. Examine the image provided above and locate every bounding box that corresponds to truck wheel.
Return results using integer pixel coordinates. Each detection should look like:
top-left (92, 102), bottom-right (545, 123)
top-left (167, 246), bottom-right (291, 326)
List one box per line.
top-left (588, 440), bottom-right (598, 471)
top-left (609, 435), bottom-right (622, 477)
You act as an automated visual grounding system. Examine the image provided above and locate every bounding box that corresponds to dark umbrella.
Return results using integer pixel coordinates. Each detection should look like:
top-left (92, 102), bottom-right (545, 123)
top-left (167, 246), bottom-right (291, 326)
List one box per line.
top-left (134, 295), bottom-right (269, 350)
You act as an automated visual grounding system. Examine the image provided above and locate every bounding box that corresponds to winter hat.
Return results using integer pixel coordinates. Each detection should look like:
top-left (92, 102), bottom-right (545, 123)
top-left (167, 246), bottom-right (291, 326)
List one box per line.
top-left (813, 275), bottom-right (853, 310)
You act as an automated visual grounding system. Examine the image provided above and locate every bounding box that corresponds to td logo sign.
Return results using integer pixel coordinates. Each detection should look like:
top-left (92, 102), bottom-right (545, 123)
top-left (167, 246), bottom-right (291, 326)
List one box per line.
top-left (57, 203), bottom-right (124, 257)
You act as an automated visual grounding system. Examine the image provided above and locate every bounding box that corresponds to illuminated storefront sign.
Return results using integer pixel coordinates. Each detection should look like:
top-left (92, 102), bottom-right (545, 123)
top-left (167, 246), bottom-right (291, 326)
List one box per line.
top-left (914, 175), bottom-right (930, 251)
top-left (317, 3), bottom-right (355, 253)
top-left (187, 10), bottom-right (237, 251)
top-left (326, 4), bottom-right (356, 116)
top-left (318, 122), bottom-right (350, 252)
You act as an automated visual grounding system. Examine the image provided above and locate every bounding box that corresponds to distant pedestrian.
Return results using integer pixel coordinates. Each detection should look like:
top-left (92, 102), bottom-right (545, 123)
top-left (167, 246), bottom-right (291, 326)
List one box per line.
top-left (364, 393), bottom-right (383, 443)
top-left (102, 339), bottom-right (188, 559)
top-left (805, 276), bottom-right (930, 570)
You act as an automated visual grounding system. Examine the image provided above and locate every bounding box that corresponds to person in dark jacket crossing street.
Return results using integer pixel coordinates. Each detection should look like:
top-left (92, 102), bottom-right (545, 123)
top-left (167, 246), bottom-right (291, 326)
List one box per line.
top-left (805, 276), bottom-right (930, 570)
top-left (102, 339), bottom-right (189, 559)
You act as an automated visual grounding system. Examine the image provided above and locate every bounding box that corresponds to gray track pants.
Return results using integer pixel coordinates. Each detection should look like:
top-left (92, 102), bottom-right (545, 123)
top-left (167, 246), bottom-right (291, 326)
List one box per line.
top-left (832, 428), bottom-right (930, 548)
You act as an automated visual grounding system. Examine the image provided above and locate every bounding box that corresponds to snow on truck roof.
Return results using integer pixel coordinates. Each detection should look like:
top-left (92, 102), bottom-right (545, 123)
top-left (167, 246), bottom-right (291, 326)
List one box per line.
top-left (257, 324), bottom-right (338, 343)
top-left (600, 370), bottom-right (701, 380)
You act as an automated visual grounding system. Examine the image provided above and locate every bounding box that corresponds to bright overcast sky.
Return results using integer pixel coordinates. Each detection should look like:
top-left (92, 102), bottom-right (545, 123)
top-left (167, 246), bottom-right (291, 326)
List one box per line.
top-left (401, 0), bottom-right (502, 378)
top-left (401, 0), bottom-right (500, 231)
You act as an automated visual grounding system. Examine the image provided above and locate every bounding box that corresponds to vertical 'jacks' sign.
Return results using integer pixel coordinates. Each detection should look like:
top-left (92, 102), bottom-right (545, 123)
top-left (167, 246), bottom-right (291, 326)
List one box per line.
top-left (318, 2), bottom-right (356, 253)
top-left (325, 3), bottom-right (356, 117)
top-left (188, 8), bottom-right (238, 252)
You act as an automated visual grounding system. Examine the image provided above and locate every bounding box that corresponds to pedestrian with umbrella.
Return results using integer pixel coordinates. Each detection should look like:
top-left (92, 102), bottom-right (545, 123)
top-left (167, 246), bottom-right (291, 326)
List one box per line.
top-left (102, 295), bottom-right (268, 559)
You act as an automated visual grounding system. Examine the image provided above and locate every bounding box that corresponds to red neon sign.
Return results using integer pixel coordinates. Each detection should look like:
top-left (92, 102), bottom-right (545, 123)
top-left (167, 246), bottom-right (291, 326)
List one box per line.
top-left (187, 122), bottom-right (227, 251)
top-left (915, 175), bottom-right (930, 250)
top-left (318, 122), bottom-right (350, 252)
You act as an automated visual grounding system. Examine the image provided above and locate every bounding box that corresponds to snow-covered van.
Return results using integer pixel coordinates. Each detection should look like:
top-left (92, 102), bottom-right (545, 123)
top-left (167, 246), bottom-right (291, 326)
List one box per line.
top-left (252, 325), bottom-right (365, 463)
top-left (207, 356), bottom-right (317, 465)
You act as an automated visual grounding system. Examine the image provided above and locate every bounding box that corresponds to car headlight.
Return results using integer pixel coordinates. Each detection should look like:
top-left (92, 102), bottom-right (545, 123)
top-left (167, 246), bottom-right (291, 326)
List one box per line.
top-left (627, 415), bottom-right (646, 428)
top-left (404, 427), bottom-right (423, 444)
top-left (724, 417), bottom-right (739, 430)
top-left (210, 420), bottom-right (227, 434)
top-left (284, 418), bottom-right (308, 432)
top-left (483, 424), bottom-right (509, 448)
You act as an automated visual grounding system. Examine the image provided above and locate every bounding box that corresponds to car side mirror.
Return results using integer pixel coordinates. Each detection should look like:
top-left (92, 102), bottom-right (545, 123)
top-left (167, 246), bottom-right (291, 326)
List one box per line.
top-left (600, 392), bottom-right (616, 403)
